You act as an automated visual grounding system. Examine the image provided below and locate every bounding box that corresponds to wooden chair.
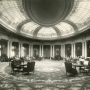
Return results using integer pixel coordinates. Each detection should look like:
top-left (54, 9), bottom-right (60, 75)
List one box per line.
top-left (80, 61), bottom-right (90, 75)
top-left (11, 60), bottom-right (19, 74)
top-left (64, 62), bottom-right (78, 76)
top-left (10, 60), bottom-right (21, 74)
top-left (22, 62), bottom-right (35, 75)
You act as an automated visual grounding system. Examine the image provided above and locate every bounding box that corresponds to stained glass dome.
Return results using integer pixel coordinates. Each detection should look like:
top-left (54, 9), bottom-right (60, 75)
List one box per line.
top-left (0, 0), bottom-right (90, 40)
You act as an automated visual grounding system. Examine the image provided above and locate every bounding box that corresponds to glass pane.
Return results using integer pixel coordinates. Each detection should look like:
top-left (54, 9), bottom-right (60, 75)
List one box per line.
top-left (21, 22), bottom-right (39, 36)
top-left (56, 22), bottom-right (74, 36)
top-left (67, 0), bottom-right (90, 30)
top-left (37, 27), bottom-right (57, 38)
top-left (0, 0), bottom-right (28, 30)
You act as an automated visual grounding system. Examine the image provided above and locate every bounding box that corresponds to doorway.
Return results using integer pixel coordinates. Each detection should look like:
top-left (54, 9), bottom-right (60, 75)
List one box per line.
top-left (65, 44), bottom-right (71, 57)
top-left (75, 42), bottom-right (82, 57)
top-left (87, 41), bottom-right (90, 57)
top-left (33, 45), bottom-right (39, 59)
top-left (43, 45), bottom-right (50, 59)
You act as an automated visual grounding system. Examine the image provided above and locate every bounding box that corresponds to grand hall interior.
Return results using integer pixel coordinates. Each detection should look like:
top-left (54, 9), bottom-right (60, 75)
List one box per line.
top-left (1, 0), bottom-right (90, 90)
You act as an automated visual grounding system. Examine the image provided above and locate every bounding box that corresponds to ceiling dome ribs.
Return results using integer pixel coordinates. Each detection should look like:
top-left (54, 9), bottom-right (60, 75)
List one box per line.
top-left (22, 0), bottom-right (74, 26)
top-left (52, 26), bottom-right (62, 36)
top-left (63, 20), bottom-right (78, 31)
top-left (17, 19), bottom-right (31, 32)
top-left (33, 26), bottom-right (42, 36)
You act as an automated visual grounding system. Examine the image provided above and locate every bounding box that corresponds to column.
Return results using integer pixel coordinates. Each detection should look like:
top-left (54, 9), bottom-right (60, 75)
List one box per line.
top-left (31, 45), bottom-right (33, 57)
top-left (63, 44), bottom-right (65, 58)
top-left (20, 43), bottom-right (23, 57)
top-left (61, 44), bottom-right (63, 57)
top-left (85, 41), bottom-right (87, 59)
top-left (53, 45), bottom-right (54, 57)
top-left (29, 44), bottom-right (31, 57)
top-left (0, 37), bottom-right (1, 56)
top-left (42, 45), bottom-right (43, 57)
top-left (0, 44), bottom-right (1, 56)
top-left (73, 43), bottom-right (75, 58)
top-left (32, 45), bottom-right (33, 57)
top-left (18, 43), bottom-right (20, 58)
top-left (82, 42), bottom-right (85, 57)
top-left (39, 45), bottom-right (42, 57)
top-left (9, 41), bottom-right (12, 58)
top-left (7, 41), bottom-right (10, 58)
top-left (50, 45), bottom-right (52, 58)
top-left (71, 43), bottom-right (74, 58)
top-left (61, 44), bottom-right (65, 58)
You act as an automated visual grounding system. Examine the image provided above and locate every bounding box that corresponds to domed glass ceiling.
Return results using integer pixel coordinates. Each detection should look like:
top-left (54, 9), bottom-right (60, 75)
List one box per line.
top-left (56, 22), bottom-right (75, 36)
top-left (37, 27), bottom-right (57, 38)
top-left (0, 0), bottom-right (90, 40)
top-left (21, 22), bottom-right (40, 36)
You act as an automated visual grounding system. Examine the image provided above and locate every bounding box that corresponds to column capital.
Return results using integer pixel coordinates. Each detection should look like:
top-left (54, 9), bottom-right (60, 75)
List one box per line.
top-left (84, 41), bottom-right (87, 43)
top-left (71, 42), bottom-right (75, 44)
top-left (53, 45), bottom-right (55, 57)
top-left (8, 40), bottom-right (13, 43)
top-left (82, 41), bottom-right (86, 44)
top-left (61, 44), bottom-right (65, 46)
top-left (84, 41), bottom-right (87, 59)
top-left (19, 42), bottom-right (23, 45)
top-left (30, 44), bottom-right (33, 46)
top-left (51, 44), bottom-right (54, 46)
top-left (60, 43), bottom-right (64, 46)
top-left (81, 37), bottom-right (86, 41)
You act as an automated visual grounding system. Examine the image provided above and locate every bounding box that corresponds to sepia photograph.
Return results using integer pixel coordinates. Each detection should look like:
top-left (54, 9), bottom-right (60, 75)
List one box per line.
top-left (0, 0), bottom-right (90, 90)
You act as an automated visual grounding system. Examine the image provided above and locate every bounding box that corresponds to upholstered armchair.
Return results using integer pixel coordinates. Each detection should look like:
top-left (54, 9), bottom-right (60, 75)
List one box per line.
top-left (80, 61), bottom-right (90, 75)
top-left (10, 60), bottom-right (22, 74)
top-left (22, 62), bottom-right (35, 75)
top-left (64, 62), bottom-right (78, 76)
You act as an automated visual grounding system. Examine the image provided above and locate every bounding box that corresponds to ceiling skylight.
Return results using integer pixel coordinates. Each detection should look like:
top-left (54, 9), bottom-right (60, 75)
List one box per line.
top-left (56, 22), bottom-right (74, 36)
top-left (0, 0), bottom-right (28, 29)
top-left (37, 27), bottom-right (57, 38)
top-left (20, 22), bottom-right (40, 36)
top-left (0, 0), bottom-right (90, 40)
top-left (67, 0), bottom-right (90, 30)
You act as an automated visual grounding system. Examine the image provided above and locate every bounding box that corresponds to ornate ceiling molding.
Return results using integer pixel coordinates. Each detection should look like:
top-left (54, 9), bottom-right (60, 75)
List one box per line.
top-left (22, 0), bottom-right (74, 26)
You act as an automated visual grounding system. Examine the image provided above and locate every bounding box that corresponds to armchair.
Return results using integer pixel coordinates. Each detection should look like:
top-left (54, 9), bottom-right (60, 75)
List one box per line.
top-left (80, 61), bottom-right (90, 75)
top-left (10, 60), bottom-right (21, 74)
top-left (64, 62), bottom-right (78, 76)
top-left (22, 62), bottom-right (35, 75)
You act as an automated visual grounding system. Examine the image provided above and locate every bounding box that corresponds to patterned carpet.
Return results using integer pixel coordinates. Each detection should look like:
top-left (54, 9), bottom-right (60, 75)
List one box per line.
top-left (0, 60), bottom-right (90, 90)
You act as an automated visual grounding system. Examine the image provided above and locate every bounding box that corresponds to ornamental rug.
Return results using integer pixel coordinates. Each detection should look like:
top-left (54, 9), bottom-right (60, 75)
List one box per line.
top-left (0, 61), bottom-right (90, 90)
